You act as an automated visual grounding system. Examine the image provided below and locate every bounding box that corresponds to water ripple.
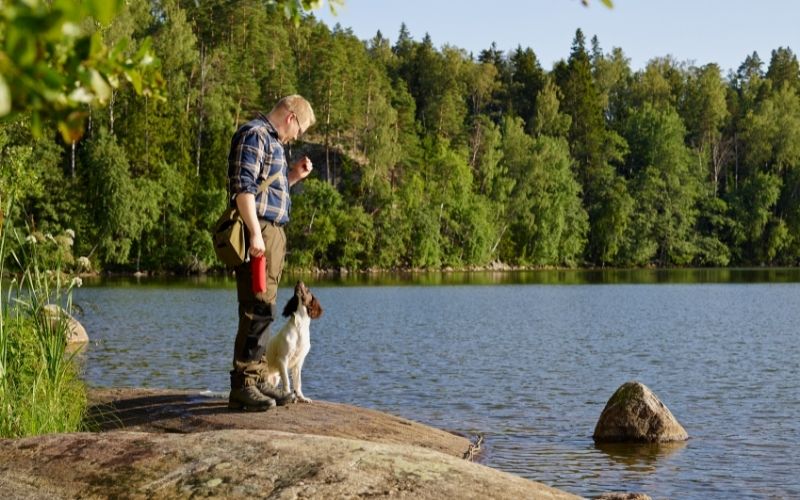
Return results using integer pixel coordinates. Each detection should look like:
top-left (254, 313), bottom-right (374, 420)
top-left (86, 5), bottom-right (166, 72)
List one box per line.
top-left (75, 283), bottom-right (800, 499)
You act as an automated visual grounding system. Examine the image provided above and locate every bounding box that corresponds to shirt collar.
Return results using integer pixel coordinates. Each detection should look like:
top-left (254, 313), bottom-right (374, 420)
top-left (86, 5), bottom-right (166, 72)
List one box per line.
top-left (257, 113), bottom-right (280, 140)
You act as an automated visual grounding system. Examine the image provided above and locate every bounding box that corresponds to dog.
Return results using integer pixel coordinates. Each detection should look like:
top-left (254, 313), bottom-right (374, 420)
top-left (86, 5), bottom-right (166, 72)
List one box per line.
top-left (264, 281), bottom-right (323, 403)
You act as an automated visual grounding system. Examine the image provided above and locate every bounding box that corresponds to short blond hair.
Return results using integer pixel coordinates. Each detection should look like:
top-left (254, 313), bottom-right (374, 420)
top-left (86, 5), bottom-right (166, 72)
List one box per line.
top-left (273, 95), bottom-right (316, 134)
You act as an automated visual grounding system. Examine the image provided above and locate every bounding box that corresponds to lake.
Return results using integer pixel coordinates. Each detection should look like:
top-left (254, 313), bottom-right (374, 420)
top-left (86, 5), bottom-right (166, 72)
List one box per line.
top-left (74, 269), bottom-right (800, 499)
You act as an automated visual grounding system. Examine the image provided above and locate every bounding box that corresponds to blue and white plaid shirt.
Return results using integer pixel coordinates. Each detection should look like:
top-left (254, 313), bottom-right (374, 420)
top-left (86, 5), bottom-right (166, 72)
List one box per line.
top-left (227, 114), bottom-right (291, 225)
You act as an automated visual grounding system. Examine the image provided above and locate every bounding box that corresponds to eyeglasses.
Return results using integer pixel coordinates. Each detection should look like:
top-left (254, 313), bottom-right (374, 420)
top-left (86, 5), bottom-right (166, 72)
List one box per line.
top-left (291, 111), bottom-right (305, 136)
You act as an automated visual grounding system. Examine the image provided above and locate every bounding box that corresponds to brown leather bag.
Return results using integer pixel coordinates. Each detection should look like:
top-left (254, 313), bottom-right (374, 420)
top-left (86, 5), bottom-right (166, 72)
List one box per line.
top-left (211, 173), bottom-right (280, 267)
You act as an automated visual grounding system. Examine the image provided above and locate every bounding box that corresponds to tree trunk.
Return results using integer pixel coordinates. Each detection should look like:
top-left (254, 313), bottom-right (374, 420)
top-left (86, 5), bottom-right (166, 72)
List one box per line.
top-left (325, 81), bottom-right (332, 185)
top-left (364, 77), bottom-right (372, 158)
top-left (71, 141), bottom-right (76, 178)
top-left (196, 44), bottom-right (207, 177)
top-left (109, 90), bottom-right (115, 135)
top-left (145, 94), bottom-right (149, 169)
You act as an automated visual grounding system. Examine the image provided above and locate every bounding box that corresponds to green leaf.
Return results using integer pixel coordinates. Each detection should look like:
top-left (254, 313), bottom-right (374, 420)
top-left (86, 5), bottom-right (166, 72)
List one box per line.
top-left (30, 110), bottom-right (42, 138)
top-left (134, 38), bottom-right (155, 67)
top-left (126, 69), bottom-right (143, 94)
top-left (89, 69), bottom-right (111, 102)
top-left (90, 32), bottom-right (106, 59)
top-left (39, 65), bottom-right (65, 90)
top-left (85, 0), bottom-right (122, 25)
top-left (8, 27), bottom-right (37, 68)
top-left (601, 0), bottom-right (614, 7)
top-left (0, 75), bottom-right (10, 116)
top-left (110, 38), bottom-right (129, 60)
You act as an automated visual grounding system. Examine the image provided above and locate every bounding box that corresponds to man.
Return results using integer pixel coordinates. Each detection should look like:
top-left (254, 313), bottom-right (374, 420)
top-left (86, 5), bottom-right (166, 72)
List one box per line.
top-left (227, 95), bottom-right (316, 411)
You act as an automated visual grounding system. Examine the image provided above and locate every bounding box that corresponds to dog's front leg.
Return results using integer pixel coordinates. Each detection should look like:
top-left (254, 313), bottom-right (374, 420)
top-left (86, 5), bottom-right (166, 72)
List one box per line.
top-left (291, 364), bottom-right (311, 403)
top-left (278, 361), bottom-right (292, 396)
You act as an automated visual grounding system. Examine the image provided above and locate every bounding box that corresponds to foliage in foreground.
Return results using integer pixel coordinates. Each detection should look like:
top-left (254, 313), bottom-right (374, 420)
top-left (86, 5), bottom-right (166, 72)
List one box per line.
top-left (0, 224), bottom-right (87, 438)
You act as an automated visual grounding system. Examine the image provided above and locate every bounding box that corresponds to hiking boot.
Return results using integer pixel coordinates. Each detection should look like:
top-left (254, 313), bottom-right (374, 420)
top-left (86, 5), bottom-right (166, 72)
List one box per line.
top-left (228, 385), bottom-right (276, 411)
top-left (256, 382), bottom-right (297, 406)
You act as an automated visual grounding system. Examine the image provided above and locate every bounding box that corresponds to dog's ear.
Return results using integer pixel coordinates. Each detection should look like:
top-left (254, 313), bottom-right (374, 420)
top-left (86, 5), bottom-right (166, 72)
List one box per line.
top-left (282, 295), bottom-right (299, 318)
top-left (308, 296), bottom-right (323, 319)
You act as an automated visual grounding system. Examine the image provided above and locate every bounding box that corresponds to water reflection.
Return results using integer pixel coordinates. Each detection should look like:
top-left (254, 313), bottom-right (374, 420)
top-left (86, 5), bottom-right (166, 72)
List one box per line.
top-left (594, 440), bottom-right (687, 469)
top-left (73, 274), bottom-right (800, 499)
top-left (79, 267), bottom-right (800, 288)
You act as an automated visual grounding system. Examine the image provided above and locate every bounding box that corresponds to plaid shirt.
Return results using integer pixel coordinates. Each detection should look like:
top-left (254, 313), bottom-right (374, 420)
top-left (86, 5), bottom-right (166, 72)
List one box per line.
top-left (227, 114), bottom-right (291, 224)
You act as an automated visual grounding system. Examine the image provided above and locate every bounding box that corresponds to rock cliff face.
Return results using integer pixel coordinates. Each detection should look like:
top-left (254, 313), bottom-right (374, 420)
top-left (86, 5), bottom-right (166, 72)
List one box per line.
top-left (0, 389), bottom-right (580, 499)
top-left (593, 381), bottom-right (688, 443)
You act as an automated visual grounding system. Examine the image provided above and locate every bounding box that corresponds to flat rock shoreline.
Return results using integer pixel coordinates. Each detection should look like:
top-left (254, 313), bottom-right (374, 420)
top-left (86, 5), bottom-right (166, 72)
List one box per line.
top-left (0, 388), bottom-right (580, 499)
top-left (84, 388), bottom-right (473, 457)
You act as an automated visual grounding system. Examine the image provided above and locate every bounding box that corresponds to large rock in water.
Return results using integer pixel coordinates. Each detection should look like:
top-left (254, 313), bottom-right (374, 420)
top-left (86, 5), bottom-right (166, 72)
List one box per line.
top-left (593, 381), bottom-right (688, 443)
top-left (43, 304), bottom-right (88, 343)
top-left (0, 389), bottom-right (580, 499)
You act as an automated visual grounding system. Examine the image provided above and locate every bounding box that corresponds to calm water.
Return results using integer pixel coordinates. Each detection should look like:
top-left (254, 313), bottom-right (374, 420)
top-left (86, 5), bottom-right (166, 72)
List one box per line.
top-left (74, 270), bottom-right (800, 499)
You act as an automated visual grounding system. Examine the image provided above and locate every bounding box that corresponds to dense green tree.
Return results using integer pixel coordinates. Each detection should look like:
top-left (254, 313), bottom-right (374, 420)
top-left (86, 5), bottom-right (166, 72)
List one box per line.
top-left (285, 178), bottom-right (342, 267)
top-left (532, 78), bottom-right (572, 138)
top-left (508, 47), bottom-right (545, 130)
top-left (766, 47), bottom-right (800, 93)
top-left (556, 29), bottom-right (630, 264)
top-left (477, 42), bottom-right (513, 123)
top-left (590, 39), bottom-right (632, 126)
top-left (498, 116), bottom-right (587, 265)
top-left (629, 57), bottom-right (685, 112)
top-left (741, 85), bottom-right (800, 174)
top-left (82, 129), bottom-right (162, 265)
top-left (621, 103), bottom-right (701, 265)
top-left (681, 64), bottom-right (729, 196)
top-left (5, 1), bottom-right (800, 272)
top-left (729, 171), bottom-right (782, 262)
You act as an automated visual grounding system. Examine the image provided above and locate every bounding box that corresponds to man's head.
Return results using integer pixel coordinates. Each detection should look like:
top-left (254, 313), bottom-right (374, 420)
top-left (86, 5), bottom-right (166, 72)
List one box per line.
top-left (268, 95), bottom-right (316, 144)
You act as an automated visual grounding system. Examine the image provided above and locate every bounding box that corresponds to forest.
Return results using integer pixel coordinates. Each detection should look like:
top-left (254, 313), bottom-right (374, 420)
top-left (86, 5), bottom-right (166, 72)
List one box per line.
top-left (2, 0), bottom-right (800, 273)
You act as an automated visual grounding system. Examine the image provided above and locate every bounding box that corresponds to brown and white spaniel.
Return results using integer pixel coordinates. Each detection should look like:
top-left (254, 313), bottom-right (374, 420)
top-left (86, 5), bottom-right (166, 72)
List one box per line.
top-left (264, 281), bottom-right (323, 403)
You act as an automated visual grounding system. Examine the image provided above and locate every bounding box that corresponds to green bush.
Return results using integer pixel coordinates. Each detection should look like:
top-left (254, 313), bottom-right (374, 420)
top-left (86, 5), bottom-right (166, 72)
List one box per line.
top-left (0, 223), bottom-right (87, 438)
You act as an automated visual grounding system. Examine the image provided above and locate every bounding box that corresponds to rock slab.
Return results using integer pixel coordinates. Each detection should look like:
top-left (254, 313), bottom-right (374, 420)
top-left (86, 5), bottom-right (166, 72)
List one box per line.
top-left (0, 429), bottom-right (579, 500)
top-left (86, 388), bottom-right (469, 458)
top-left (0, 388), bottom-right (581, 500)
top-left (593, 381), bottom-right (688, 443)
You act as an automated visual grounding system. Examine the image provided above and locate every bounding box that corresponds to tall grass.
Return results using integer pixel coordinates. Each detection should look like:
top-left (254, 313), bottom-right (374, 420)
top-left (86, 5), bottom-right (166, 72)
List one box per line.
top-left (0, 207), bottom-right (87, 438)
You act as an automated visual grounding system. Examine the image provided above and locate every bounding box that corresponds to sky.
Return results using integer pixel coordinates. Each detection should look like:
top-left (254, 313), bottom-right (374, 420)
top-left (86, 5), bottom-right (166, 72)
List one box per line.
top-left (315, 0), bottom-right (800, 75)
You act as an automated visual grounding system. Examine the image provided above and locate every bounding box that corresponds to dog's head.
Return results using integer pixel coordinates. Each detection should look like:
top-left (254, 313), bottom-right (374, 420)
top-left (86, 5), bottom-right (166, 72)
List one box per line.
top-left (282, 280), bottom-right (323, 319)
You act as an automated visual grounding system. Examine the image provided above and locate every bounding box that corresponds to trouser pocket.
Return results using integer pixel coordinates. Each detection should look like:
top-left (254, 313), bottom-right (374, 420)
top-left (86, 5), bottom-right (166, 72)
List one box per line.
top-left (242, 302), bottom-right (275, 362)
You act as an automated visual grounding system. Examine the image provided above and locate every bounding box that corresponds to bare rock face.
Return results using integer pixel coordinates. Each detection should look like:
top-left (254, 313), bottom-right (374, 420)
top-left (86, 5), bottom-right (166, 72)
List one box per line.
top-left (0, 389), bottom-right (581, 499)
top-left (86, 388), bottom-right (470, 458)
top-left (43, 304), bottom-right (88, 343)
top-left (593, 381), bottom-right (688, 443)
top-left (0, 430), bottom-right (580, 499)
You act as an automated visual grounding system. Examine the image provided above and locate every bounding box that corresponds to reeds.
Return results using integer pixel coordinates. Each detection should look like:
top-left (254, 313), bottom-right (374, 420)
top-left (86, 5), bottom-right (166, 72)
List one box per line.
top-left (0, 203), bottom-right (87, 438)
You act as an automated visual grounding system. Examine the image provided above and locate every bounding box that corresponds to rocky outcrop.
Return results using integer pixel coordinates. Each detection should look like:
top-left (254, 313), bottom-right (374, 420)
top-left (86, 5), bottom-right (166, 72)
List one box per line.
top-left (43, 304), bottom-right (88, 343)
top-left (86, 388), bottom-right (470, 457)
top-left (0, 389), bottom-right (581, 499)
top-left (0, 430), bottom-right (580, 500)
top-left (593, 381), bottom-right (688, 443)
top-left (596, 493), bottom-right (653, 500)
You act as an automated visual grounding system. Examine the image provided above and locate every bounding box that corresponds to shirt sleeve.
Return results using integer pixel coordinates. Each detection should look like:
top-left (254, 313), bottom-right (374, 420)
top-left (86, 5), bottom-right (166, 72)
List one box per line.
top-left (229, 129), bottom-right (267, 195)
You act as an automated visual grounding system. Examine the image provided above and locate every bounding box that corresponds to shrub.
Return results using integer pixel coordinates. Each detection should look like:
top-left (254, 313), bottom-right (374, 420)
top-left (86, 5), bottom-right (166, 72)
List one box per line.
top-left (0, 221), bottom-right (87, 437)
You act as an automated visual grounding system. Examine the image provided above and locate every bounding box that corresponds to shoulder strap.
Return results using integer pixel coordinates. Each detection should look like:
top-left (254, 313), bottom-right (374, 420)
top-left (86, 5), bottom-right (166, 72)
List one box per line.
top-left (229, 170), bottom-right (284, 209)
top-left (256, 170), bottom-right (283, 194)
